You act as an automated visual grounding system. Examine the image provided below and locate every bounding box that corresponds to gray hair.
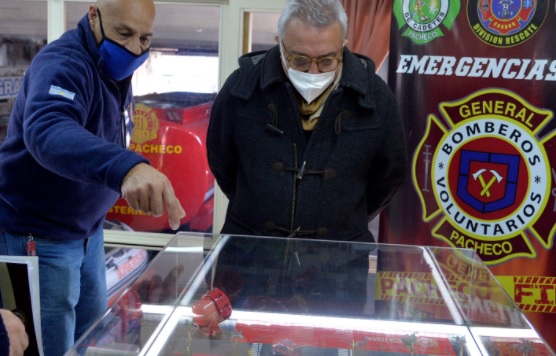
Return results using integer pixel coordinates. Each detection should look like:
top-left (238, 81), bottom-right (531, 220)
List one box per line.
top-left (277, 0), bottom-right (348, 42)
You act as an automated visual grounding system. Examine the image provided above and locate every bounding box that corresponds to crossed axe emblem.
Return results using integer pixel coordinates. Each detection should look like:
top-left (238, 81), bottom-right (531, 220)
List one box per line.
top-left (472, 169), bottom-right (503, 197)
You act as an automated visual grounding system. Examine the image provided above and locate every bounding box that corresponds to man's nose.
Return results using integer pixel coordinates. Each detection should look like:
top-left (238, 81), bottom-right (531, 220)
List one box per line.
top-left (128, 39), bottom-right (145, 55)
top-left (307, 60), bottom-right (320, 74)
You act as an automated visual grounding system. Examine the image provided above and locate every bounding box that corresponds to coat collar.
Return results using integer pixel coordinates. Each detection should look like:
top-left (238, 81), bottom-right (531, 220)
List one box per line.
top-left (78, 14), bottom-right (103, 71)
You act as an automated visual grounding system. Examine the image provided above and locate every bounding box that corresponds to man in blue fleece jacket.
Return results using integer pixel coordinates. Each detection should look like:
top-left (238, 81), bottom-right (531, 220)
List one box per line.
top-left (0, 0), bottom-right (185, 354)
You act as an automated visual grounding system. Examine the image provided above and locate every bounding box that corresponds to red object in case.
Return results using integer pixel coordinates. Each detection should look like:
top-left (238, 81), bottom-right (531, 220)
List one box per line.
top-left (192, 288), bottom-right (232, 336)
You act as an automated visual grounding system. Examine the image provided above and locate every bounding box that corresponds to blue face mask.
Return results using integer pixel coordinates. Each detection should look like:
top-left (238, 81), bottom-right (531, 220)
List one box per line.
top-left (97, 9), bottom-right (150, 81)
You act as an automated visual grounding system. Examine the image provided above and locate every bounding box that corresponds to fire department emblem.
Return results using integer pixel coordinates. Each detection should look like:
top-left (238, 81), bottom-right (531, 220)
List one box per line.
top-left (413, 89), bottom-right (556, 265)
top-left (131, 103), bottom-right (159, 144)
top-left (467, 0), bottom-right (548, 47)
top-left (393, 0), bottom-right (461, 44)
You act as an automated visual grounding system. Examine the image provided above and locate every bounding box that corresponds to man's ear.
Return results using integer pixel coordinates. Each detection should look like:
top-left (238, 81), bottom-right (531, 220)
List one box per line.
top-left (274, 35), bottom-right (279, 44)
top-left (88, 5), bottom-right (98, 26)
top-left (88, 5), bottom-right (103, 45)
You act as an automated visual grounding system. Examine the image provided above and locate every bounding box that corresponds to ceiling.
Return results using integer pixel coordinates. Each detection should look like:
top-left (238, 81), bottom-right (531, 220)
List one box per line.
top-left (0, 1), bottom-right (280, 54)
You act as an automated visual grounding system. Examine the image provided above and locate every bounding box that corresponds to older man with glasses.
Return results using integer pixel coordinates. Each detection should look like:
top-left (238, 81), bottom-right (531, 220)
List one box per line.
top-left (208, 0), bottom-right (406, 243)
top-left (206, 0), bottom-right (406, 321)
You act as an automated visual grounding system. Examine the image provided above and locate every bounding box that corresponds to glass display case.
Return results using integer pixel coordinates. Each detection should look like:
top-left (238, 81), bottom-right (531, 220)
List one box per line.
top-left (67, 232), bottom-right (554, 355)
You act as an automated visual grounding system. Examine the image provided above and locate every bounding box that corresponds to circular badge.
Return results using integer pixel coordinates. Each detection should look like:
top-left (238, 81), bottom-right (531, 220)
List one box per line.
top-left (402, 0), bottom-right (450, 32)
top-left (433, 118), bottom-right (548, 239)
top-left (467, 0), bottom-right (548, 47)
top-left (393, 0), bottom-right (460, 44)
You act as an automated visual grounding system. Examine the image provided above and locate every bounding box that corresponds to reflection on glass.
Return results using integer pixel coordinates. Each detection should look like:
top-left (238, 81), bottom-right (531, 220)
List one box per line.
top-left (67, 232), bottom-right (553, 356)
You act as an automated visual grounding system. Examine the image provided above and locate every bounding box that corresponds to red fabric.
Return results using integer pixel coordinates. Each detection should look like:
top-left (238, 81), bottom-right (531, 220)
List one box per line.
top-left (343, 0), bottom-right (391, 71)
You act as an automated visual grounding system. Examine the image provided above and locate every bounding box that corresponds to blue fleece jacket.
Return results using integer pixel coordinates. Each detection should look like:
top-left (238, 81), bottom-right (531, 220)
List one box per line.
top-left (0, 15), bottom-right (148, 240)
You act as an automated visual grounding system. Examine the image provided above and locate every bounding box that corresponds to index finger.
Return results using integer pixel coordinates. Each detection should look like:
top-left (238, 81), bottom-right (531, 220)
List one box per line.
top-left (163, 186), bottom-right (186, 230)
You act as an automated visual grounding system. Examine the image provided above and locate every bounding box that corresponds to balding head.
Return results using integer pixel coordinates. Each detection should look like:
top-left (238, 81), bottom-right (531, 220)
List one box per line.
top-left (89, 0), bottom-right (155, 55)
top-left (96, 0), bottom-right (155, 20)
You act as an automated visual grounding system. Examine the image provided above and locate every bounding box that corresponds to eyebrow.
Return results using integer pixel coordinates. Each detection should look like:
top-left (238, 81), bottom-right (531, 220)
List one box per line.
top-left (113, 22), bottom-right (153, 38)
top-left (285, 46), bottom-right (338, 58)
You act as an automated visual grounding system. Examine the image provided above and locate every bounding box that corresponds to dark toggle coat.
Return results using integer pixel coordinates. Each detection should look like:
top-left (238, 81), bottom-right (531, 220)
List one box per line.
top-left (207, 45), bottom-right (407, 242)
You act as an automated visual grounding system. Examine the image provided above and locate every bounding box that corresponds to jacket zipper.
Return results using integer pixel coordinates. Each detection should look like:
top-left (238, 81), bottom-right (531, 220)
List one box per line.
top-left (121, 109), bottom-right (127, 148)
top-left (111, 80), bottom-right (127, 149)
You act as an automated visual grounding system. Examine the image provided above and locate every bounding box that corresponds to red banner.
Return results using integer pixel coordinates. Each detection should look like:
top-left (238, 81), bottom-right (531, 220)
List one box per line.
top-left (383, 0), bottom-right (556, 350)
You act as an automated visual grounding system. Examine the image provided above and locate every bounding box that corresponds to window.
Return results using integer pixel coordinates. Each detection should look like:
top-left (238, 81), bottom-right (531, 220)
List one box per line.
top-left (0, 0), bottom-right (47, 143)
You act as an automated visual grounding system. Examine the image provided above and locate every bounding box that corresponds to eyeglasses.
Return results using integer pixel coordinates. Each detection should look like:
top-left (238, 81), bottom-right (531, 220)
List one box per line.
top-left (282, 43), bottom-right (342, 73)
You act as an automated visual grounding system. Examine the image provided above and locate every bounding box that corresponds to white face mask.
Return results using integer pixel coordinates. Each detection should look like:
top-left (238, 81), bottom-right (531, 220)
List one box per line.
top-left (287, 68), bottom-right (335, 104)
top-left (280, 44), bottom-right (336, 104)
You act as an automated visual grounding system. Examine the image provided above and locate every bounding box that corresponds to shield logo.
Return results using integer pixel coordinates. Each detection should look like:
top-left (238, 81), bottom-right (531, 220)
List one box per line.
top-left (457, 150), bottom-right (520, 213)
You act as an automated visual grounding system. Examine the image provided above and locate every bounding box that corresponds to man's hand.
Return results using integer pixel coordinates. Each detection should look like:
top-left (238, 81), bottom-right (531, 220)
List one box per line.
top-left (121, 163), bottom-right (186, 230)
top-left (0, 309), bottom-right (29, 356)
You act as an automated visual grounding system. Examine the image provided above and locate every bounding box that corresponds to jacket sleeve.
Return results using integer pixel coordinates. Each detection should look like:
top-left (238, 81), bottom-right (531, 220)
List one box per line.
top-left (206, 71), bottom-right (240, 199)
top-left (21, 51), bottom-right (147, 193)
top-left (366, 79), bottom-right (407, 220)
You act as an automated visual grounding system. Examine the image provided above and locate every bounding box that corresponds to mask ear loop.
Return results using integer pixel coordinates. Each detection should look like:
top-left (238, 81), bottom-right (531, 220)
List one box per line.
top-left (96, 9), bottom-right (108, 42)
top-left (278, 40), bottom-right (290, 71)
